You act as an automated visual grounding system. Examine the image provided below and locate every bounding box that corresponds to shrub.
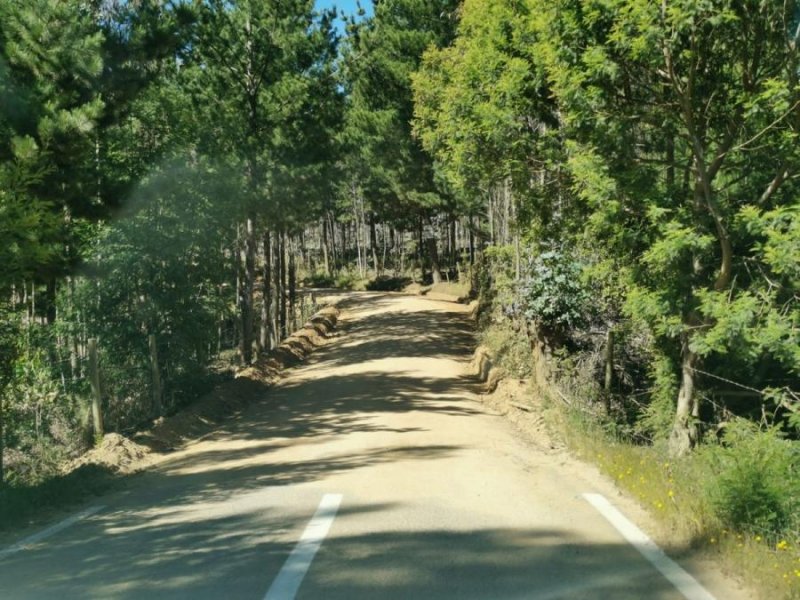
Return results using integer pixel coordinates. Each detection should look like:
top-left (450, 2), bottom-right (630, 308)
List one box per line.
top-left (366, 275), bottom-right (411, 291)
top-left (701, 421), bottom-right (799, 540)
top-left (304, 270), bottom-right (335, 288)
top-left (518, 249), bottom-right (591, 337)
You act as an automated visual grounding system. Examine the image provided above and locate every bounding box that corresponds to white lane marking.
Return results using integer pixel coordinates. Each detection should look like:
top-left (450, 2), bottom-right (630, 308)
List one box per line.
top-left (0, 505), bottom-right (105, 560)
top-left (583, 493), bottom-right (716, 600)
top-left (264, 493), bottom-right (343, 600)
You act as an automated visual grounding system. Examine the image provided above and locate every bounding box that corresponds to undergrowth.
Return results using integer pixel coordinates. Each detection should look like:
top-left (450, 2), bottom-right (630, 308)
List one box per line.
top-left (0, 463), bottom-right (121, 531)
top-left (551, 403), bottom-right (800, 599)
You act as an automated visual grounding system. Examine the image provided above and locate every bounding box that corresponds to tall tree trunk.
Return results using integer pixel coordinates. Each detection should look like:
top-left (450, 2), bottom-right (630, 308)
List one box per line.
top-left (369, 214), bottom-right (380, 276)
top-left (399, 230), bottom-right (406, 274)
top-left (260, 231), bottom-right (273, 352)
top-left (488, 193), bottom-right (495, 245)
top-left (381, 223), bottom-right (388, 274)
top-left (239, 216), bottom-right (256, 365)
top-left (321, 219), bottom-right (330, 276)
top-left (68, 277), bottom-right (80, 379)
top-left (235, 226), bottom-right (242, 353)
top-left (504, 180), bottom-right (511, 245)
top-left (328, 213), bottom-right (338, 272)
top-left (468, 215), bottom-right (475, 265)
top-left (449, 217), bottom-right (457, 270)
top-left (289, 237), bottom-right (297, 334)
top-left (417, 217), bottom-right (424, 279)
top-left (279, 231), bottom-right (287, 340)
top-left (340, 221), bottom-right (347, 270)
top-left (271, 232), bottom-right (280, 346)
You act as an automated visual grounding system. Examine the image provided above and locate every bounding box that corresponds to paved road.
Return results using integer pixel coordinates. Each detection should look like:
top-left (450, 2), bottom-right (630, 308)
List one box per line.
top-left (0, 294), bottom-right (747, 599)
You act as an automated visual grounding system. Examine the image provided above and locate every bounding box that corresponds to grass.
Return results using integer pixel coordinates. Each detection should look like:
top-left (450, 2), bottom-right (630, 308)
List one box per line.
top-left (549, 404), bottom-right (800, 599)
top-left (0, 463), bottom-right (122, 532)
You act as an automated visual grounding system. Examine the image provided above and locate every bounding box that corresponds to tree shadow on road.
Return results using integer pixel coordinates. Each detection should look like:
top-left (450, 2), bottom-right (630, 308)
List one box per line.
top-left (4, 497), bottom-right (682, 600)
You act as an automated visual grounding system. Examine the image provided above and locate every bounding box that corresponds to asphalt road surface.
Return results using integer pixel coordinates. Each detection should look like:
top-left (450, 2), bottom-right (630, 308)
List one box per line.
top-left (0, 294), bottom-right (750, 599)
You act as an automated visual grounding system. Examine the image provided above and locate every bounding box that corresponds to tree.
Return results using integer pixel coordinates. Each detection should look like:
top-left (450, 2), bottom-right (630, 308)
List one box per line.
top-left (534, 0), bottom-right (800, 454)
top-left (185, 0), bottom-right (338, 362)
top-left (341, 0), bottom-right (460, 281)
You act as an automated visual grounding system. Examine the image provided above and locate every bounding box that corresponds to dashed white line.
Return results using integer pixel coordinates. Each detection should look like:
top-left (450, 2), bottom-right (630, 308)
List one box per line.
top-left (0, 505), bottom-right (105, 560)
top-left (583, 493), bottom-right (716, 600)
top-left (264, 493), bottom-right (343, 600)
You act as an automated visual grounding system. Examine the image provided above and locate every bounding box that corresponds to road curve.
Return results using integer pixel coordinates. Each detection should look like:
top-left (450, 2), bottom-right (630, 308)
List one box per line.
top-left (0, 293), bottom-right (749, 599)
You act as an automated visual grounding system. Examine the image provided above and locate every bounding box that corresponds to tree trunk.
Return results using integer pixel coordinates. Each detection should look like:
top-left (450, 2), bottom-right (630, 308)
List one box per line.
top-left (399, 230), bottom-right (406, 274)
top-left (669, 336), bottom-right (700, 456)
top-left (299, 231), bottom-right (308, 273)
top-left (488, 193), bottom-right (495, 245)
top-left (289, 238), bottom-right (297, 334)
top-left (260, 231), bottom-right (273, 352)
top-left (417, 218), bottom-right (424, 278)
top-left (370, 214), bottom-right (380, 276)
top-left (382, 223), bottom-right (388, 274)
top-left (340, 221), bottom-right (347, 270)
top-left (468, 215), bottom-right (475, 265)
top-left (426, 237), bottom-right (442, 285)
top-left (328, 213), bottom-right (338, 272)
top-left (279, 231), bottom-right (287, 340)
top-left (271, 232), bottom-right (281, 346)
top-left (238, 216), bottom-right (256, 365)
top-left (449, 217), bottom-right (457, 270)
top-left (321, 219), bottom-right (330, 276)
top-left (149, 334), bottom-right (163, 418)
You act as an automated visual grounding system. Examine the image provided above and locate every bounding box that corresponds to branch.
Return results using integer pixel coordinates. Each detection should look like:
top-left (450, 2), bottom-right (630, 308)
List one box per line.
top-left (759, 166), bottom-right (792, 205)
top-left (731, 100), bottom-right (800, 153)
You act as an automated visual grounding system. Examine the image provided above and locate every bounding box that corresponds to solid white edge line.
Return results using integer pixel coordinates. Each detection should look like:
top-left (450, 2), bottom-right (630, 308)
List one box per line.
top-left (583, 493), bottom-right (716, 600)
top-left (264, 493), bottom-right (343, 600)
top-left (0, 505), bottom-right (105, 560)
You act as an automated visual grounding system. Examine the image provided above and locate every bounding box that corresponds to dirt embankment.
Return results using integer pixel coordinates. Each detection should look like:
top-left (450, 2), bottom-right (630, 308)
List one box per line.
top-left (69, 305), bottom-right (340, 476)
top-left (467, 344), bottom-right (564, 454)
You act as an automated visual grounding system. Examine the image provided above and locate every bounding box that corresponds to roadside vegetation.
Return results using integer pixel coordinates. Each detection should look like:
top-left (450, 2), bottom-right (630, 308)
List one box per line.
top-left (1, 3), bottom-right (798, 597)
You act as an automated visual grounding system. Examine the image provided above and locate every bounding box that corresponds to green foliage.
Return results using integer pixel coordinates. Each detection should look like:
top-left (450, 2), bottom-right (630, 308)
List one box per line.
top-left (637, 353), bottom-right (679, 442)
top-left (77, 158), bottom-right (238, 424)
top-left (701, 422), bottom-right (799, 539)
top-left (481, 245), bottom-right (517, 310)
top-left (333, 269), bottom-right (368, 291)
top-left (0, 463), bottom-right (118, 531)
top-left (366, 276), bottom-right (412, 292)
top-left (304, 270), bottom-right (336, 288)
top-left (342, 0), bottom-right (459, 226)
top-left (519, 250), bottom-right (590, 335)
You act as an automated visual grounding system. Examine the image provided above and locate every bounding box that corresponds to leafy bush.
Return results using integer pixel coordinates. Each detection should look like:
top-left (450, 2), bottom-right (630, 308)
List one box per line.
top-left (518, 249), bottom-right (590, 336)
top-left (701, 422), bottom-right (799, 540)
top-left (334, 269), bottom-right (367, 290)
top-left (304, 270), bottom-right (335, 288)
top-left (366, 275), bottom-right (411, 291)
top-left (4, 347), bottom-right (91, 485)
